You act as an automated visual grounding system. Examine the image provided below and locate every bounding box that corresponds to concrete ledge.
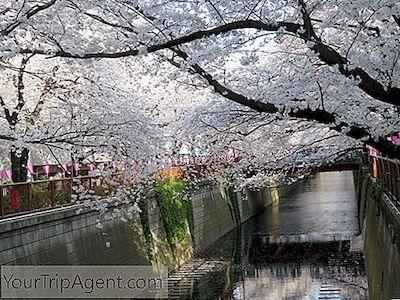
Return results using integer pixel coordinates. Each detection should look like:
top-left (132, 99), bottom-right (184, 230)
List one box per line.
top-left (0, 182), bottom-right (284, 267)
top-left (0, 204), bottom-right (84, 234)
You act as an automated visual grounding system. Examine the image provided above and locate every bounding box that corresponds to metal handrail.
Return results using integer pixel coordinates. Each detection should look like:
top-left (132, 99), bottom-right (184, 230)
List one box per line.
top-left (0, 173), bottom-right (124, 219)
top-left (367, 153), bottom-right (400, 203)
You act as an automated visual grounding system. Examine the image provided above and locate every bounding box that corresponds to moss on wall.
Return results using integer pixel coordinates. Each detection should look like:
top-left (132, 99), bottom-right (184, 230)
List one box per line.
top-left (136, 189), bottom-right (153, 260)
top-left (220, 180), bottom-right (241, 226)
top-left (154, 178), bottom-right (195, 250)
top-left (359, 172), bottom-right (400, 299)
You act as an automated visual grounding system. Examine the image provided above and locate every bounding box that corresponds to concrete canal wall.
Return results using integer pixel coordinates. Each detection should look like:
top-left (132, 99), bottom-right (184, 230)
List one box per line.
top-left (355, 170), bottom-right (400, 300)
top-left (0, 182), bottom-right (294, 269)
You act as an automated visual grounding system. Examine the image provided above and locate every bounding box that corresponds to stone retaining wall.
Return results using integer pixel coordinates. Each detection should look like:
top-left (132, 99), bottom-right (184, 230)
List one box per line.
top-left (0, 182), bottom-right (295, 269)
top-left (355, 170), bottom-right (400, 299)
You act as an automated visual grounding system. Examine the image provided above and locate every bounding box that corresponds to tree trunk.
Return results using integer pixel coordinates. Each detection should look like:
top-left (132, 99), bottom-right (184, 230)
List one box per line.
top-left (11, 147), bottom-right (29, 183)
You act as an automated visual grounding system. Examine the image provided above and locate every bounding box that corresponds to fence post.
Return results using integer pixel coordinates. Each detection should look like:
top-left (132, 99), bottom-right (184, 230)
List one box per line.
top-left (0, 185), bottom-right (4, 217)
top-left (372, 156), bottom-right (376, 178)
top-left (50, 180), bottom-right (56, 207)
top-left (385, 159), bottom-right (390, 188)
top-left (389, 161), bottom-right (396, 198)
top-left (70, 177), bottom-right (73, 202)
top-left (28, 182), bottom-right (33, 212)
top-left (379, 158), bottom-right (385, 181)
top-left (396, 163), bottom-right (400, 204)
top-left (368, 154), bottom-right (372, 174)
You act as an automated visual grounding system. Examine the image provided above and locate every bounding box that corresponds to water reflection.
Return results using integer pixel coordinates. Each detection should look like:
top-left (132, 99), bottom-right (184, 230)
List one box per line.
top-left (234, 171), bottom-right (368, 299)
top-left (240, 238), bottom-right (368, 299)
top-left (169, 172), bottom-right (368, 299)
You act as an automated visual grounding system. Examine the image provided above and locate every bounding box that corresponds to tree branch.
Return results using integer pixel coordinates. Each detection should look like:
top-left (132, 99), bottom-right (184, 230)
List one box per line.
top-left (169, 48), bottom-right (400, 158)
top-left (19, 18), bottom-right (399, 106)
top-left (1, 0), bottom-right (58, 36)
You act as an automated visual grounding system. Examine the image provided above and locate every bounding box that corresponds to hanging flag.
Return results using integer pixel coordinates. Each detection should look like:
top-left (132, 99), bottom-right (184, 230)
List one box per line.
top-left (62, 164), bottom-right (68, 172)
top-left (73, 162), bottom-right (80, 172)
top-left (5, 169), bottom-right (12, 180)
top-left (43, 165), bottom-right (51, 175)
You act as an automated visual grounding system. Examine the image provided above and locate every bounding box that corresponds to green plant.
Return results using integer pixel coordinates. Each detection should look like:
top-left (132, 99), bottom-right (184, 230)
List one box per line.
top-left (33, 184), bottom-right (51, 209)
top-left (154, 178), bottom-right (194, 250)
top-left (2, 193), bottom-right (11, 215)
top-left (220, 177), bottom-right (241, 225)
top-left (55, 190), bottom-right (71, 204)
top-left (371, 180), bottom-right (385, 203)
top-left (38, 175), bottom-right (49, 181)
top-left (135, 189), bottom-right (153, 260)
top-left (91, 185), bottom-right (107, 196)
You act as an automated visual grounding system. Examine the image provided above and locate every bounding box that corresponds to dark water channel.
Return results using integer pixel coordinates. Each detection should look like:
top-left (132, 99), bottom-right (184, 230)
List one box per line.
top-left (169, 171), bottom-right (369, 299)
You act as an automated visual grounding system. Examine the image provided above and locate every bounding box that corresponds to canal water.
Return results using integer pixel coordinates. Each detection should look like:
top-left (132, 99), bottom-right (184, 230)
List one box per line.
top-left (168, 171), bottom-right (369, 299)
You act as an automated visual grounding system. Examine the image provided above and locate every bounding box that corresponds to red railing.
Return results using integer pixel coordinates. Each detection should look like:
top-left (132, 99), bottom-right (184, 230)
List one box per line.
top-left (367, 153), bottom-right (400, 203)
top-left (0, 175), bottom-right (118, 218)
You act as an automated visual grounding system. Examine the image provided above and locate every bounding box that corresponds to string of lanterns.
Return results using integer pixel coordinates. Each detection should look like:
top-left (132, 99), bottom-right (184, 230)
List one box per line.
top-left (0, 149), bottom-right (241, 183)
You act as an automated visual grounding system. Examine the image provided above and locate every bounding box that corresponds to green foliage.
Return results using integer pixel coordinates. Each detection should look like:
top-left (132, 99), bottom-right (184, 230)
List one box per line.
top-left (136, 189), bottom-right (153, 260)
top-left (33, 184), bottom-right (51, 209)
top-left (91, 185), bottom-right (108, 196)
top-left (38, 175), bottom-right (49, 181)
top-left (225, 262), bottom-right (241, 293)
top-left (55, 190), bottom-right (71, 204)
top-left (154, 178), bottom-right (194, 250)
top-left (2, 194), bottom-right (11, 214)
top-left (371, 180), bottom-right (385, 203)
top-left (91, 183), bottom-right (117, 197)
top-left (220, 179), bottom-right (241, 225)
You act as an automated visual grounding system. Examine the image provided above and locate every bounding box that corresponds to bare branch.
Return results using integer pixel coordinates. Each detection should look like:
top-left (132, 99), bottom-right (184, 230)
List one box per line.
top-left (1, 0), bottom-right (58, 36)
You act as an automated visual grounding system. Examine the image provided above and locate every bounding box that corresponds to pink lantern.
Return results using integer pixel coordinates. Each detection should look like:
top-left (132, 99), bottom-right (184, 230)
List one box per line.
top-left (5, 169), bottom-right (12, 180)
top-left (97, 163), bottom-right (105, 171)
top-left (73, 162), bottom-right (80, 172)
top-left (88, 163), bottom-right (95, 172)
top-left (26, 164), bottom-right (34, 175)
top-left (43, 165), bottom-right (51, 175)
top-left (62, 164), bottom-right (69, 172)
top-left (366, 145), bottom-right (380, 155)
top-left (391, 135), bottom-right (400, 145)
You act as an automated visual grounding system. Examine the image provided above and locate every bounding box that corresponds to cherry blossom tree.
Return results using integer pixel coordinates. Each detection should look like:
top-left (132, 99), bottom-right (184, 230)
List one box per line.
top-left (0, 54), bottom-right (158, 182)
top-left (0, 0), bottom-right (399, 186)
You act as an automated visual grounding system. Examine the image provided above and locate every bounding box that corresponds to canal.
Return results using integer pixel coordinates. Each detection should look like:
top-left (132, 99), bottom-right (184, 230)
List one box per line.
top-left (168, 171), bottom-right (369, 299)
